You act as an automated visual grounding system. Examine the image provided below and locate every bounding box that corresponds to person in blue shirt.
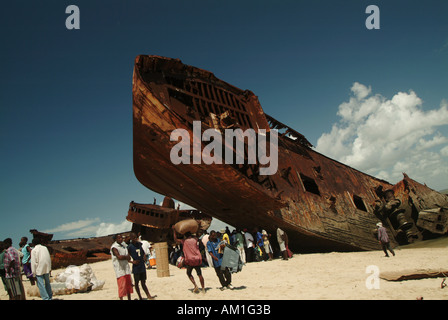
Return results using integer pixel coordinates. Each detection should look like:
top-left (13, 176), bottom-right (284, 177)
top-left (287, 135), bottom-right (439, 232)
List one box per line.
top-left (207, 230), bottom-right (233, 290)
top-left (19, 237), bottom-right (35, 286)
top-left (128, 233), bottom-right (155, 300)
top-left (254, 227), bottom-right (266, 261)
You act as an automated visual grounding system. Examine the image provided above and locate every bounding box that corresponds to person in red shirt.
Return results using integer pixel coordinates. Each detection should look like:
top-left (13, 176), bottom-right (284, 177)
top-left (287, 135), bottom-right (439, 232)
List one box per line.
top-left (173, 227), bottom-right (205, 294)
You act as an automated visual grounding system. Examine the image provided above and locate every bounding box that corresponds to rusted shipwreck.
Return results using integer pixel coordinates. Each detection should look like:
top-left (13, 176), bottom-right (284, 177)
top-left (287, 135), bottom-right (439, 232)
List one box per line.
top-left (28, 199), bottom-right (211, 268)
top-left (132, 55), bottom-right (448, 252)
top-left (30, 229), bottom-right (129, 269)
top-left (126, 196), bottom-right (212, 243)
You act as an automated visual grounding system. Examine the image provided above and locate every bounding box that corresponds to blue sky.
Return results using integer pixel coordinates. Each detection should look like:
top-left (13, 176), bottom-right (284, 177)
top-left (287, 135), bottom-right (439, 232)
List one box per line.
top-left (1, 0), bottom-right (447, 245)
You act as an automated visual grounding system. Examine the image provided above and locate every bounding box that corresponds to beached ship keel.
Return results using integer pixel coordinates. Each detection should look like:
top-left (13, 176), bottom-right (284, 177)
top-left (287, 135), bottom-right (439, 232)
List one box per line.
top-left (132, 55), bottom-right (448, 252)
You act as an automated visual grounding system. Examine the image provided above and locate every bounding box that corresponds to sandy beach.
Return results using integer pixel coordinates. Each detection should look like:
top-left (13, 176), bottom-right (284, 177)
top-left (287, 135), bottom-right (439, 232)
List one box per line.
top-left (2, 239), bottom-right (447, 301)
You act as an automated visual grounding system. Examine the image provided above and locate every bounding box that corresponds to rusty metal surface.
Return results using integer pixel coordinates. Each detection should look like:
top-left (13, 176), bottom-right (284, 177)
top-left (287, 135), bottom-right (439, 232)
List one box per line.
top-left (126, 196), bottom-right (212, 243)
top-left (30, 230), bottom-right (131, 269)
top-left (126, 200), bottom-right (211, 230)
top-left (417, 208), bottom-right (448, 234)
top-left (132, 55), bottom-right (448, 252)
top-left (29, 197), bottom-right (212, 268)
top-left (52, 251), bottom-right (88, 270)
top-left (29, 229), bottom-right (53, 244)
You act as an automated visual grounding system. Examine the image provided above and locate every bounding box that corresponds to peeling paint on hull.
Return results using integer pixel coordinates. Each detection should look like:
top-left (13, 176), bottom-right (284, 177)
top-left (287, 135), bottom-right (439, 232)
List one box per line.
top-left (132, 55), bottom-right (448, 252)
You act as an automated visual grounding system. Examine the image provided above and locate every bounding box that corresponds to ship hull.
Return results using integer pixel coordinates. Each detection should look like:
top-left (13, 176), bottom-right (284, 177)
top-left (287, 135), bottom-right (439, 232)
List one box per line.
top-left (132, 55), bottom-right (448, 252)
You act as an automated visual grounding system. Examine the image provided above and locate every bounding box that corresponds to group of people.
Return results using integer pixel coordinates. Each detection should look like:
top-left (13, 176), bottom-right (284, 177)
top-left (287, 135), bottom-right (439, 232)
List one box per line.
top-left (172, 227), bottom-right (237, 293)
top-left (1, 221), bottom-right (396, 300)
top-left (0, 237), bottom-right (53, 300)
top-left (167, 225), bottom-right (292, 294)
top-left (206, 226), bottom-right (291, 264)
top-left (110, 232), bottom-right (157, 300)
top-left (170, 226), bottom-right (291, 267)
top-left (239, 226), bottom-right (292, 263)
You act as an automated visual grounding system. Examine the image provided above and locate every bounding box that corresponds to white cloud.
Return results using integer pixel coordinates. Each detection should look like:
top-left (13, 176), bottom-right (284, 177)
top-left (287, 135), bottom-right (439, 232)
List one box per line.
top-left (42, 217), bottom-right (132, 239)
top-left (65, 225), bottom-right (102, 238)
top-left (316, 83), bottom-right (448, 190)
top-left (441, 145), bottom-right (448, 157)
top-left (95, 220), bottom-right (132, 237)
top-left (351, 82), bottom-right (372, 100)
top-left (42, 218), bottom-right (100, 234)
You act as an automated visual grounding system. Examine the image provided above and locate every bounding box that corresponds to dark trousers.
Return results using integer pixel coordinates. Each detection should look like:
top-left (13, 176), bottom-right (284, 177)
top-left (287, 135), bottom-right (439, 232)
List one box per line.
top-left (245, 247), bottom-right (254, 262)
top-left (214, 266), bottom-right (231, 287)
top-left (381, 242), bottom-right (395, 256)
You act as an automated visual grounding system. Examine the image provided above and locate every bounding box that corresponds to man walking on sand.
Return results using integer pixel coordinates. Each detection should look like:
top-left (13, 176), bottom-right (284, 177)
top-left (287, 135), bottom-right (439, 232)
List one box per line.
top-left (207, 230), bottom-right (233, 291)
top-left (376, 222), bottom-right (395, 257)
top-left (173, 227), bottom-right (205, 294)
top-left (128, 233), bottom-right (155, 300)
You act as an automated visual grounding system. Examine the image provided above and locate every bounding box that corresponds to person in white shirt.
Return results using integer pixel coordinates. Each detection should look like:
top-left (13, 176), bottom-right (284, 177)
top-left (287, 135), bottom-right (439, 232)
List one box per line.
top-left (110, 234), bottom-right (133, 300)
top-left (276, 226), bottom-right (289, 261)
top-left (243, 229), bottom-right (255, 262)
top-left (30, 238), bottom-right (53, 300)
top-left (201, 232), bottom-right (214, 267)
top-left (140, 238), bottom-right (152, 268)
